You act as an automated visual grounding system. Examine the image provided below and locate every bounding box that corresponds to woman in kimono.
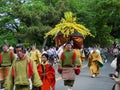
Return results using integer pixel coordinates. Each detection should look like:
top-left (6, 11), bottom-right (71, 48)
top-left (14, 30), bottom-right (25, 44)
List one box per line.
top-left (37, 53), bottom-right (56, 90)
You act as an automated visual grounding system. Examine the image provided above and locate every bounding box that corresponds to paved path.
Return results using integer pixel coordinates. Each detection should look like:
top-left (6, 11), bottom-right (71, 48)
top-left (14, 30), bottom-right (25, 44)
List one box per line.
top-left (55, 59), bottom-right (115, 90)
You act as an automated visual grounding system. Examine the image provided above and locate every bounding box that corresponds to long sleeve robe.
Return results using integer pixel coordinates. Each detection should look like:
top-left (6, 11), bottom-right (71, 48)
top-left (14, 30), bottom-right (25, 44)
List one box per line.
top-left (58, 50), bottom-right (80, 87)
top-left (4, 56), bottom-right (42, 90)
top-left (88, 51), bottom-right (104, 75)
top-left (37, 62), bottom-right (56, 90)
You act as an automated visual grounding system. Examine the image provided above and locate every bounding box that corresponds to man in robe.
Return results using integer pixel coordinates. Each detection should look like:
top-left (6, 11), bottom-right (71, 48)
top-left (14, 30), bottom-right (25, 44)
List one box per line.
top-left (88, 47), bottom-right (104, 78)
top-left (4, 44), bottom-right (42, 90)
top-left (74, 45), bottom-right (85, 68)
top-left (0, 44), bottom-right (15, 67)
top-left (29, 45), bottom-right (42, 64)
top-left (58, 41), bottom-right (80, 90)
top-left (0, 44), bottom-right (15, 89)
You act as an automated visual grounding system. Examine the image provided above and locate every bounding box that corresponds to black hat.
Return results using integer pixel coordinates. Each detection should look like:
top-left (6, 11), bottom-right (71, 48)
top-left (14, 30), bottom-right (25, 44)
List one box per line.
top-left (42, 53), bottom-right (49, 59)
top-left (66, 40), bottom-right (73, 45)
top-left (15, 43), bottom-right (23, 48)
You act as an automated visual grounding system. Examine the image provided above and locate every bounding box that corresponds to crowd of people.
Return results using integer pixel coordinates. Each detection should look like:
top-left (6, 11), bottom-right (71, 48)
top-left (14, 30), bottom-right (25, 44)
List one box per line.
top-left (0, 41), bottom-right (119, 90)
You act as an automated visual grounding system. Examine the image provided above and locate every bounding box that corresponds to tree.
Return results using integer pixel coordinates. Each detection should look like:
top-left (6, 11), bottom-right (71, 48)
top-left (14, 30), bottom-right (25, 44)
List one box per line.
top-left (0, 0), bottom-right (71, 48)
top-left (92, 0), bottom-right (120, 46)
top-left (0, 0), bottom-right (119, 48)
top-left (67, 0), bottom-right (119, 47)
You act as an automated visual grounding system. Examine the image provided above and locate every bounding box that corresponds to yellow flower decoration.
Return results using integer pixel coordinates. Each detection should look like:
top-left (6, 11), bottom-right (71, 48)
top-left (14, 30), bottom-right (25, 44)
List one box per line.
top-left (45, 12), bottom-right (94, 39)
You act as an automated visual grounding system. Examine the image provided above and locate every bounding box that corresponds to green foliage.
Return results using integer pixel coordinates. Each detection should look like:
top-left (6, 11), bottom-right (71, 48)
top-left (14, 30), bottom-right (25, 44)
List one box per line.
top-left (67, 0), bottom-right (119, 47)
top-left (0, 31), bottom-right (17, 47)
top-left (91, 0), bottom-right (120, 47)
top-left (0, 0), bottom-right (119, 48)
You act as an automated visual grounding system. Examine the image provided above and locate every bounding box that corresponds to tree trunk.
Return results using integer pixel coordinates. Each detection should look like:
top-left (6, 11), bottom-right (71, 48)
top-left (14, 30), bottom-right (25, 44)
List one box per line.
top-left (42, 38), bottom-right (47, 49)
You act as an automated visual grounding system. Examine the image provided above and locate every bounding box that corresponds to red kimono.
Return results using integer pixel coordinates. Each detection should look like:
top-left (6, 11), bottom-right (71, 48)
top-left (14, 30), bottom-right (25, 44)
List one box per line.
top-left (37, 63), bottom-right (56, 90)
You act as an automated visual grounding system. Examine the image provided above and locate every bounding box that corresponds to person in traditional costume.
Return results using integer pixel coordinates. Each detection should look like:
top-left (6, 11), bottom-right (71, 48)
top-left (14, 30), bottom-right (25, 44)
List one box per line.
top-left (80, 45), bottom-right (86, 62)
top-left (3, 44), bottom-right (42, 90)
top-left (58, 41), bottom-right (80, 90)
top-left (88, 47), bottom-right (104, 78)
top-left (0, 44), bottom-right (15, 89)
top-left (0, 44), bottom-right (15, 67)
top-left (37, 53), bottom-right (56, 90)
top-left (29, 45), bottom-right (42, 64)
top-left (74, 45), bottom-right (85, 68)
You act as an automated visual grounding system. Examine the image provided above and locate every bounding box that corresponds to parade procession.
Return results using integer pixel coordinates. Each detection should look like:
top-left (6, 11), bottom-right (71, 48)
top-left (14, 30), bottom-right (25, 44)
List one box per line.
top-left (0, 0), bottom-right (120, 90)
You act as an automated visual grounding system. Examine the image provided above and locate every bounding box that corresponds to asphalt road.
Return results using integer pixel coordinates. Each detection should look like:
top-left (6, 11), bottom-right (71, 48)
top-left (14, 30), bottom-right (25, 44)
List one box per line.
top-left (55, 59), bottom-right (115, 90)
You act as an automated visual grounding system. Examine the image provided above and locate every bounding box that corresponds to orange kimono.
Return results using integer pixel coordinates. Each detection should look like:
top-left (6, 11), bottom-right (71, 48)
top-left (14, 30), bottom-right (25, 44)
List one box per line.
top-left (37, 63), bottom-right (56, 90)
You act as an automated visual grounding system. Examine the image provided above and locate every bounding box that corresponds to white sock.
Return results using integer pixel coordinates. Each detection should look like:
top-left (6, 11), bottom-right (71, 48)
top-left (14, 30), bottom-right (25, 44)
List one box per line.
top-left (68, 86), bottom-right (72, 90)
top-left (68, 89), bottom-right (72, 90)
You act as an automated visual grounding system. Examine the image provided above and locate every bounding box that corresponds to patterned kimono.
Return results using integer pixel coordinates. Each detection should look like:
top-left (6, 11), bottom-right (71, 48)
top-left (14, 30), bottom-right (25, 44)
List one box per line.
top-left (4, 56), bottom-right (42, 90)
top-left (37, 61), bottom-right (56, 90)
